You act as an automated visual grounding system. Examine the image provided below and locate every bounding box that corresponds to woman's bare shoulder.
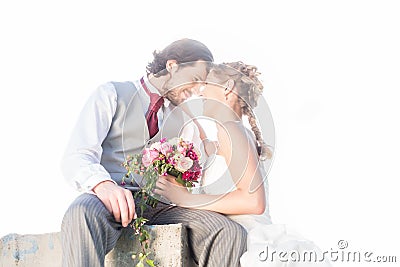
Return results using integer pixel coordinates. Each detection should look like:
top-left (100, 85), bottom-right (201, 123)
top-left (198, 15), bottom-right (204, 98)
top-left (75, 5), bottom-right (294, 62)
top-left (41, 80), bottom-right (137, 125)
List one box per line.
top-left (217, 121), bottom-right (257, 153)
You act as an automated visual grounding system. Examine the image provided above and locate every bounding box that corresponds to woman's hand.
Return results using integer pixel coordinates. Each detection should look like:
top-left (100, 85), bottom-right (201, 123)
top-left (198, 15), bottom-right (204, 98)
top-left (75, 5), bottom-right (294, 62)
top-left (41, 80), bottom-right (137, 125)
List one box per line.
top-left (154, 174), bottom-right (192, 206)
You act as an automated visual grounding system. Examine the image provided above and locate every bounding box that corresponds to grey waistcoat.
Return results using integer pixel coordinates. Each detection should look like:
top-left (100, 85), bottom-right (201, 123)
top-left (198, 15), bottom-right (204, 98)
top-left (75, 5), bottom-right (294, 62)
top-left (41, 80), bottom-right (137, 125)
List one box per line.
top-left (100, 81), bottom-right (184, 186)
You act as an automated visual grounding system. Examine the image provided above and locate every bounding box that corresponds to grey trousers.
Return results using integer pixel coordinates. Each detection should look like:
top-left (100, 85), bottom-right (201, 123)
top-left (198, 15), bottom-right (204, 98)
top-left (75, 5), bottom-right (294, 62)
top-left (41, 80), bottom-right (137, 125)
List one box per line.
top-left (61, 193), bottom-right (247, 267)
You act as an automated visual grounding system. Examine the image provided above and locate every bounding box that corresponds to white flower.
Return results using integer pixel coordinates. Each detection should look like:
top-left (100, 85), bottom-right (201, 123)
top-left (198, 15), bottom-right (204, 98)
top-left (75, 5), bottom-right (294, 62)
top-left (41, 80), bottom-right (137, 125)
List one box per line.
top-left (175, 157), bottom-right (193, 172)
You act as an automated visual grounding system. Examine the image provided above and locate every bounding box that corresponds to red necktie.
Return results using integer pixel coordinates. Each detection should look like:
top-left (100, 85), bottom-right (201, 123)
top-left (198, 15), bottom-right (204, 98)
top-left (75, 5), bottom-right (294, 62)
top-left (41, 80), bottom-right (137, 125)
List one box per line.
top-left (141, 77), bottom-right (164, 138)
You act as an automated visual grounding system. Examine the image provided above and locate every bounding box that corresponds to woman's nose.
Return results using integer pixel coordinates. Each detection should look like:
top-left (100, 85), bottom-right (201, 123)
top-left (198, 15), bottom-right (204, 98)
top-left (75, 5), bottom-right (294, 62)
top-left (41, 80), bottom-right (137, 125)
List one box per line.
top-left (198, 82), bottom-right (208, 94)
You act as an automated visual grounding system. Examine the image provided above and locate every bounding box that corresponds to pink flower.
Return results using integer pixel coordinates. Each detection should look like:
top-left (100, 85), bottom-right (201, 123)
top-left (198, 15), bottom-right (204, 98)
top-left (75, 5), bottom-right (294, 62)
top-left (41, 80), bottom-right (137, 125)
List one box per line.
top-left (142, 148), bottom-right (159, 167)
top-left (175, 157), bottom-right (193, 172)
top-left (160, 142), bottom-right (173, 155)
top-left (182, 171), bottom-right (192, 181)
top-left (192, 146), bottom-right (201, 160)
top-left (177, 145), bottom-right (186, 154)
top-left (182, 169), bottom-right (200, 182)
top-left (150, 141), bottom-right (162, 151)
top-left (186, 149), bottom-right (198, 161)
top-left (166, 157), bottom-right (176, 165)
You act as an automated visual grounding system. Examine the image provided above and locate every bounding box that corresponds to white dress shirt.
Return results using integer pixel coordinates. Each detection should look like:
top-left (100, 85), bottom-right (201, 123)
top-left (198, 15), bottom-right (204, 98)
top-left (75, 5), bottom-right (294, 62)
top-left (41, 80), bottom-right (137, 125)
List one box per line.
top-left (61, 76), bottom-right (169, 192)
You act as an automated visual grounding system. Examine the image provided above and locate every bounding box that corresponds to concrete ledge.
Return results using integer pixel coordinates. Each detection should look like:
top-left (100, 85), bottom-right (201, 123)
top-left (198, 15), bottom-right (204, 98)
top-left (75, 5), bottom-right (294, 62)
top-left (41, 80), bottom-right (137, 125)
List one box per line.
top-left (0, 232), bottom-right (59, 267)
top-left (106, 225), bottom-right (195, 267)
top-left (1, 224), bottom-right (195, 267)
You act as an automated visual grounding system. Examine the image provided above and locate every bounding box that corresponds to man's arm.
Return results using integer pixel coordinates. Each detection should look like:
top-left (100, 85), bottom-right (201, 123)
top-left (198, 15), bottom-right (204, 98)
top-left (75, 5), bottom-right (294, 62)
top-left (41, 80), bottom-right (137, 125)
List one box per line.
top-left (61, 82), bottom-right (135, 226)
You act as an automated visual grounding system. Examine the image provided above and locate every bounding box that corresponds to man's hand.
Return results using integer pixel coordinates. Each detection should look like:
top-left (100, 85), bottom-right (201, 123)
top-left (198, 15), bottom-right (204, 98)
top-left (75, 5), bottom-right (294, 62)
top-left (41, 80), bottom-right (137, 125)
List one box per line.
top-left (93, 181), bottom-right (136, 227)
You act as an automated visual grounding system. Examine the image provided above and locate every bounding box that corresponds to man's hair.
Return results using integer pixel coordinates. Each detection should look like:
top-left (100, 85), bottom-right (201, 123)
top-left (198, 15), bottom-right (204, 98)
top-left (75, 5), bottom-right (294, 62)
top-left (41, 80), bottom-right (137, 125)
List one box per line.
top-left (146, 38), bottom-right (214, 77)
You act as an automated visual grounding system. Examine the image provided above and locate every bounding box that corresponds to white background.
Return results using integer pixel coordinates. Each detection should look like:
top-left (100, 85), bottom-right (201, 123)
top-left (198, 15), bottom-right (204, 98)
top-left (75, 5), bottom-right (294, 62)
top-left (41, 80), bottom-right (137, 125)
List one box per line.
top-left (1, 0), bottom-right (399, 266)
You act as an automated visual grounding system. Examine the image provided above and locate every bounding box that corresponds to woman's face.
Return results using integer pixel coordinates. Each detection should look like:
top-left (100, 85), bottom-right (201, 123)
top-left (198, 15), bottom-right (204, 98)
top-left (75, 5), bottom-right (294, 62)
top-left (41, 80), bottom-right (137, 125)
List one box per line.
top-left (199, 70), bottom-right (229, 115)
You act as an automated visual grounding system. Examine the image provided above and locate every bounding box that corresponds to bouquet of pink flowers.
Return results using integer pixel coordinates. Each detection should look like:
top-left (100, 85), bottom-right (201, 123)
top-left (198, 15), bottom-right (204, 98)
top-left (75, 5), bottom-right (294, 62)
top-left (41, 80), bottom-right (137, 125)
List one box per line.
top-left (121, 137), bottom-right (202, 266)
top-left (122, 137), bottom-right (202, 192)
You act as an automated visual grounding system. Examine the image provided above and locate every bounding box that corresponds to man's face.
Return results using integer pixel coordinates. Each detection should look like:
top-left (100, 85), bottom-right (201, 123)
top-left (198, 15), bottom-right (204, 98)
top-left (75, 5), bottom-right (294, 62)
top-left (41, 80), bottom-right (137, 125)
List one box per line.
top-left (162, 61), bottom-right (209, 106)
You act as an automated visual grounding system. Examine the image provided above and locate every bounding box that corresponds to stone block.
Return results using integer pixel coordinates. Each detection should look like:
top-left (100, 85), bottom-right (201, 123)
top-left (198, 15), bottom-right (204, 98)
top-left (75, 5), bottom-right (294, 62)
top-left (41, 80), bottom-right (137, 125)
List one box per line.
top-left (0, 224), bottom-right (195, 267)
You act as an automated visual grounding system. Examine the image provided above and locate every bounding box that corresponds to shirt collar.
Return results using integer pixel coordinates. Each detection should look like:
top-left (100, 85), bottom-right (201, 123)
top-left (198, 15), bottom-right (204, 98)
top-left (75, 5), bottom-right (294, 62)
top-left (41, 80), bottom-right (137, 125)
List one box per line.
top-left (141, 75), bottom-right (170, 107)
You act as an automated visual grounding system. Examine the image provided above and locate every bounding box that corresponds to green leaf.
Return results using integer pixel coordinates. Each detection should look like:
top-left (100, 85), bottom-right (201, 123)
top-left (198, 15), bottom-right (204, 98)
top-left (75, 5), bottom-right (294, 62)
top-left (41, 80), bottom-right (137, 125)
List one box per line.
top-left (176, 175), bottom-right (184, 186)
top-left (146, 259), bottom-right (155, 267)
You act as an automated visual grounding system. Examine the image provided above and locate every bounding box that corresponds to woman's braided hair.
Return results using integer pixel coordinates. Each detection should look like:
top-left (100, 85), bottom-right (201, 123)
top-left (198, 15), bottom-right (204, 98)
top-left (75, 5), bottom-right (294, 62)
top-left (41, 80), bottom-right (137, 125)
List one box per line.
top-left (211, 61), bottom-right (272, 160)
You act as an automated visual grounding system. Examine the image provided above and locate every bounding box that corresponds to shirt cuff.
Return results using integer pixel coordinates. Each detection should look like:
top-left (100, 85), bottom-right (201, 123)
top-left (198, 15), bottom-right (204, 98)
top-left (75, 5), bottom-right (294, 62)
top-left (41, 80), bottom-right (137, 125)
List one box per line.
top-left (72, 164), bottom-right (117, 192)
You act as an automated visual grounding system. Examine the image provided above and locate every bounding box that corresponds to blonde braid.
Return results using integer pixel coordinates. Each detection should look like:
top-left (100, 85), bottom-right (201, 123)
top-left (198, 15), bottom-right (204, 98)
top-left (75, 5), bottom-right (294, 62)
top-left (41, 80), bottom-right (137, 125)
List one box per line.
top-left (208, 61), bottom-right (273, 160)
top-left (240, 99), bottom-right (273, 160)
top-left (225, 62), bottom-right (272, 160)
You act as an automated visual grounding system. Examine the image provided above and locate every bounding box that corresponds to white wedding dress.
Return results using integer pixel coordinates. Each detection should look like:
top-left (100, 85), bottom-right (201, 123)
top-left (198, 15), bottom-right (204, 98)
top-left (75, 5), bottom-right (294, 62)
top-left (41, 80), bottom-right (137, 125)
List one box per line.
top-left (200, 154), bottom-right (332, 266)
top-left (185, 121), bottom-right (332, 267)
top-left (181, 121), bottom-right (332, 267)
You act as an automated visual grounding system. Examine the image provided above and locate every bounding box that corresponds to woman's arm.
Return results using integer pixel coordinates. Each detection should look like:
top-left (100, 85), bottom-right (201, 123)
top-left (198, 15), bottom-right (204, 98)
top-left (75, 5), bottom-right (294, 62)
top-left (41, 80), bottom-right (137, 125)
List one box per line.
top-left (155, 122), bottom-right (266, 215)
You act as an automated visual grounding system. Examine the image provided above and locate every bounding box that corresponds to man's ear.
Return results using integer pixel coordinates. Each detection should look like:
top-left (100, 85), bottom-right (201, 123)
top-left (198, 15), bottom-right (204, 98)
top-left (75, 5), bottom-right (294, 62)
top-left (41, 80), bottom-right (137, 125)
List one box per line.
top-left (166, 60), bottom-right (178, 72)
